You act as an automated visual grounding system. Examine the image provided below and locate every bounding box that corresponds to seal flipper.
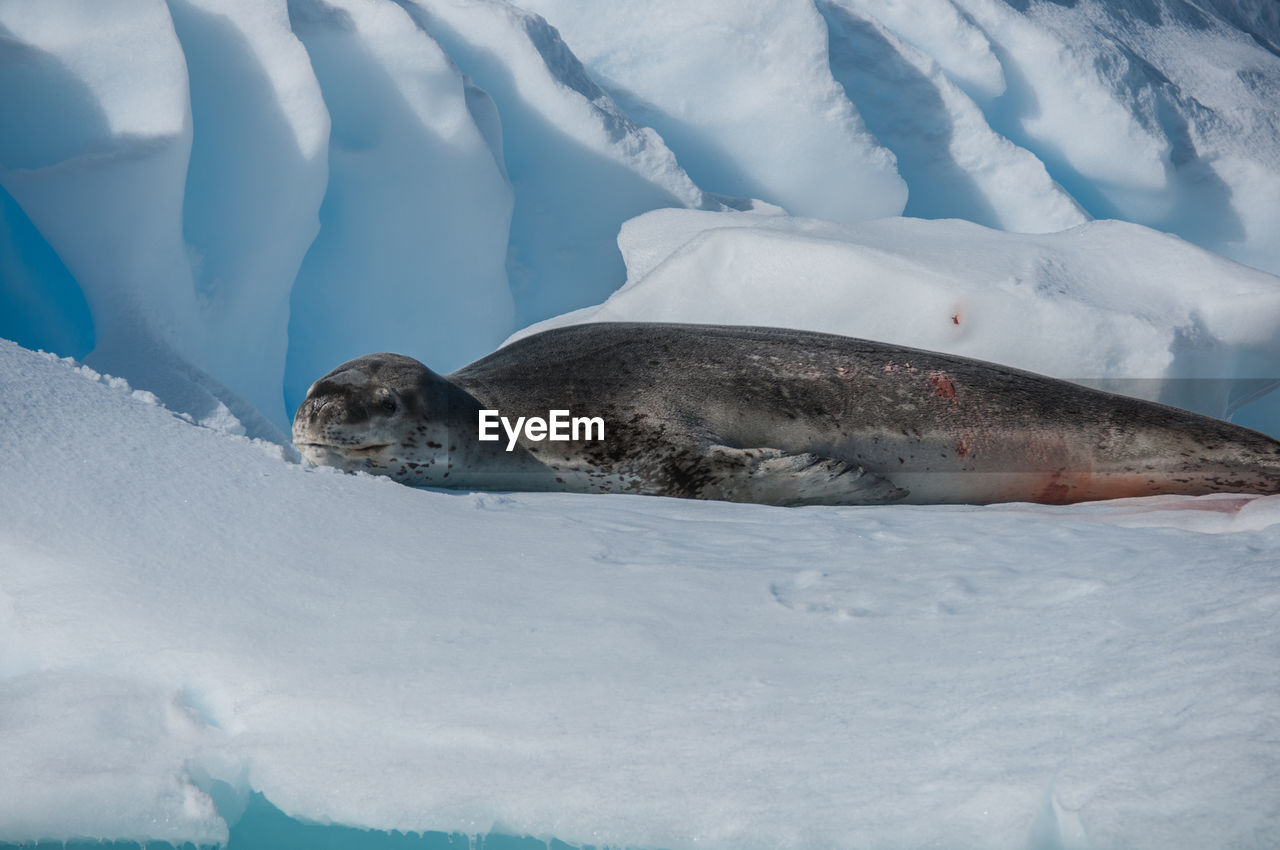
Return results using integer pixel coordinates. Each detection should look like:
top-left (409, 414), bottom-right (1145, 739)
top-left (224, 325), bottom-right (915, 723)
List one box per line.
top-left (697, 446), bottom-right (909, 506)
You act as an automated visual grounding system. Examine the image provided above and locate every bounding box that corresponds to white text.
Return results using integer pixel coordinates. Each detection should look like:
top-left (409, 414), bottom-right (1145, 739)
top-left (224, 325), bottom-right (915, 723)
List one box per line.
top-left (478, 409), bottom-right (605, 451)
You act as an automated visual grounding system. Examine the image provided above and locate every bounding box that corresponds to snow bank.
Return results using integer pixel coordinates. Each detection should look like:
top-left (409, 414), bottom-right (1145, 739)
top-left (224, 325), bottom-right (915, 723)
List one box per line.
top-left (818, 0), bottom-right (1088, 233)
top-left (0, 0), bottom-right (237, 432)
top-left (511, 0), bottom-right (908, 225)
top-left (520, 0), bottom-right (1280, 274)
top-left (4, 332), bottom-right (1280, 848)
top-left (0, 0), bottom-right (320, 440)
top-left (0, 669), bottom-right (226, 844)
top-left (515, 209), bottom-right (1280, 433)
top-left (945, 0), bottom-right (1280, 275)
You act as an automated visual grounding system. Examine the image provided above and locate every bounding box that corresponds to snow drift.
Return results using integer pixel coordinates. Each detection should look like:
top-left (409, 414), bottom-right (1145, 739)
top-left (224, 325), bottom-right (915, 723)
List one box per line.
top-left (3, 337), bottom-right (1280, 848)
top-left (515, 209), bottom-right (1280, 434)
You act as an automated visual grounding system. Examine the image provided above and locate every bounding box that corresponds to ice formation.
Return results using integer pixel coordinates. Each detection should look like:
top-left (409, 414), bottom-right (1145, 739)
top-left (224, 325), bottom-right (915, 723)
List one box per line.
top-left (3, 0), bottom-right (1280, 436)
top-left (516, 209), bottom-right (1280, 432)
top-left (3, 0), bottom-right (1280, 846)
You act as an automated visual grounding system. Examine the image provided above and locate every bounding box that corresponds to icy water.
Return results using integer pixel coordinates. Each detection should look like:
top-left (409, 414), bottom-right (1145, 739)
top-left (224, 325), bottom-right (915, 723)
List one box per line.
top-left (0, 793), bottom-right (602, 850)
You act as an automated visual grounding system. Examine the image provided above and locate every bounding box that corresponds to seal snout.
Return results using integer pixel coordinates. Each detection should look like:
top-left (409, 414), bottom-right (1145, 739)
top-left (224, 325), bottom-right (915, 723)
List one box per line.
top-left (296, 380), bottom-right (374, 429)
top-left (291, 363), bottom-right (416, 468)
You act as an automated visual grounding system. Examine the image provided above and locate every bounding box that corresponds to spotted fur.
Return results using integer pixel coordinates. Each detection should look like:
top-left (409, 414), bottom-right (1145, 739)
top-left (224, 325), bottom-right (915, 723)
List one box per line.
top-left (292, 323), bottom-right (1280, 505)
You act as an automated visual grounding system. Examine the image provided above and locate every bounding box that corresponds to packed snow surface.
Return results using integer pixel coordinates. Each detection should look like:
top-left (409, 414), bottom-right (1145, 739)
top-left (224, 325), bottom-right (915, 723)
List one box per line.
top-left (3, 339), bottom-right (1280, 848)
top-left (3, 0), bottom-right (1280, 847)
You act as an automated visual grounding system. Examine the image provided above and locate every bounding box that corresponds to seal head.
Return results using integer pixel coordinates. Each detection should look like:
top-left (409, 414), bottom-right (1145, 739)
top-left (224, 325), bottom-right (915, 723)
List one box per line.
top-left (293, 353), bottom-right (452, 478)
top-left (293, 352), bottom-right (553, 488)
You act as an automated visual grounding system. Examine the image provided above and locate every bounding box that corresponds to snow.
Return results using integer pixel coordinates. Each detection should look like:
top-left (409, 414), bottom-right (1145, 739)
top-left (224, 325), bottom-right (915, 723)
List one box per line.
top-left (3, 0), bottom-right (1280, 846)
top-left (818, 1), bottom-right (1089, 232)
top-left (387, 0), bottom-right (714, 327)
top-left (517, 209), bottom-right (1280, 433)
top-left (3, 338), bottom-right (1280, 848)
top-left (0, 0), bottom-right (297, 442)
top-left (280, 0), bottom-right (514, 415)
top-left (945, 0), bottom-right (1280, 274)
top-left (518, 0), bottom-right (1280, 273)
top-left (168, 0), bottom-right (329, 428)
top-left (510, 0), bottom-right (909, 226)
top-left (4, 0), bottom-right (1280, 435)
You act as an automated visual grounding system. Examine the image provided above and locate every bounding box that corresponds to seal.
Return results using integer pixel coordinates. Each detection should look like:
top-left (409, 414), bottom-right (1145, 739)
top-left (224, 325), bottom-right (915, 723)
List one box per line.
top-left (292, 322), bottom-right (1280, 506)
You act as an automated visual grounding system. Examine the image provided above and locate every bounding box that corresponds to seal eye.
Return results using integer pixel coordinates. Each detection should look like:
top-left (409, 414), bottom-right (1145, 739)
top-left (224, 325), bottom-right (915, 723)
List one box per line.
top-left (380, 397), bottom-right (397, 414)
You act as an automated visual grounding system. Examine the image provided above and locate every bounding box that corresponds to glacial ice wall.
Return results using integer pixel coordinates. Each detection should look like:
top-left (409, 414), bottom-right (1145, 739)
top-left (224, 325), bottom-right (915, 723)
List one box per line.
top-left (1, 0), bottom-right (1279, 434)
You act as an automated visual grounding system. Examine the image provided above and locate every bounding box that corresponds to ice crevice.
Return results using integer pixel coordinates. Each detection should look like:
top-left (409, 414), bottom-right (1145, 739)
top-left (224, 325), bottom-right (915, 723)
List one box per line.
top-left (280, 0), bottom-right (515, 414)
top-left (165, 0), bottom-right (330, 429)
top-left (387, 0), bottom-right (716, 327)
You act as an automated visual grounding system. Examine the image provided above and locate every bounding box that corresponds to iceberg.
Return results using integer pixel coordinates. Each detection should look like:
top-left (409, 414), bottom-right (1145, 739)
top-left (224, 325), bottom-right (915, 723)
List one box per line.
top-left (2, 0), bottom-right (1280, 846)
